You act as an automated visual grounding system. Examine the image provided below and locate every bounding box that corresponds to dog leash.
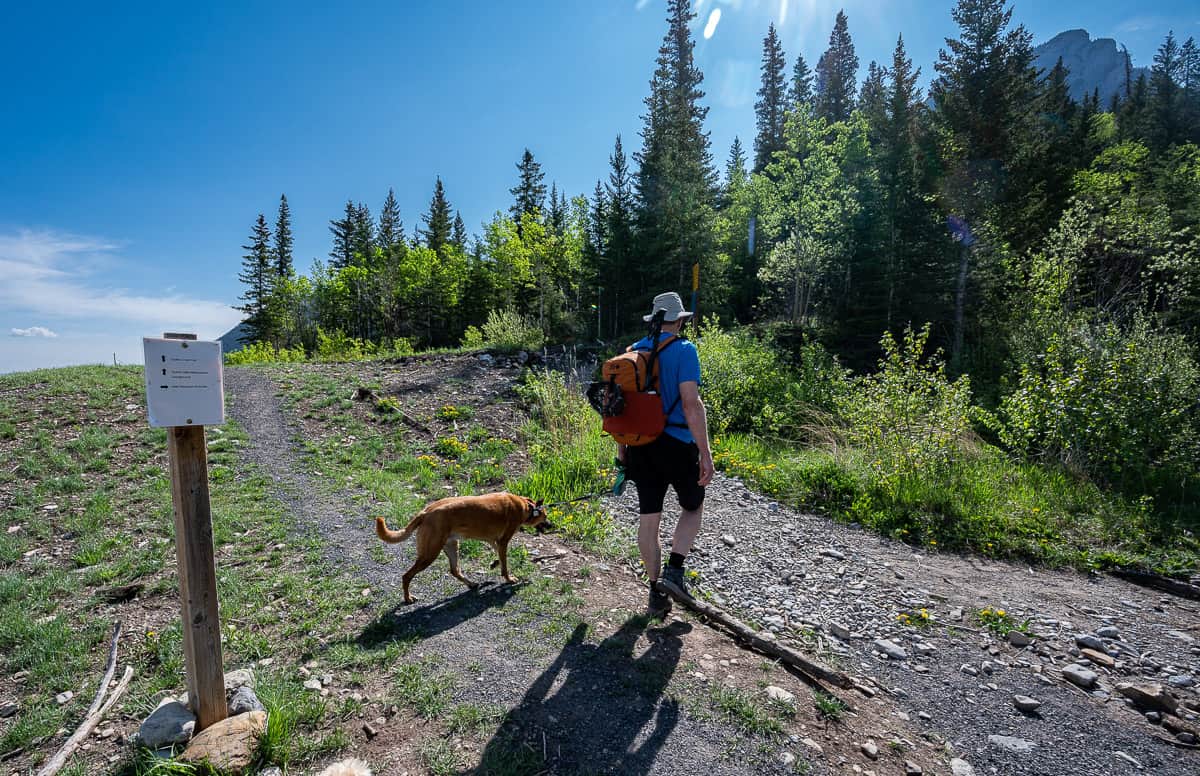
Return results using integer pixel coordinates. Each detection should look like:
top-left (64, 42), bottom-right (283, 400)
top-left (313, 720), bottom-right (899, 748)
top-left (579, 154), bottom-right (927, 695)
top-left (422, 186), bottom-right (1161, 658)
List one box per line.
top-left (541, 459), bottom-right (629, 510)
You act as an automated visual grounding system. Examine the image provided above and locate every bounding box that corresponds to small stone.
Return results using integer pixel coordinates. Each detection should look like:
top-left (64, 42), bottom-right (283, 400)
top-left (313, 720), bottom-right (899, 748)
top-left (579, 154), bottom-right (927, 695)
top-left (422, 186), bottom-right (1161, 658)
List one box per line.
top-left (873, 639), bottom-right (907, 660)
top-left (257, 657), bottom-right (274, 667)
top-left (1112, 751), bottom-right (1141, 770)
top-left (917, 711), bottom-right (932, 721)
top-left (1178, 732), bottom-right (1198, 745)
top-left (1013, 695), bottom-right (1042, 713)
top-left (0, 701), bottom-right (17, 718)
top-left (260, 769), bottom-right (283, 776)
top-left (820, 548), bottom-right (845, 560)
top-left (988, 734), bottom-right (1036, 754)
top-left (1075, 633), bottom-right (1105, 651)
top-left (801, 738), bottom-right (823, 754)
top-left (223, 668), bottom-right (255, 692)
top-left (1116, 683), bottom-right (1178, 715)
top-left (961, 664), bottom-right (979, 676)
top-left (1167, 674), bottom-right (1195, 689)
top-left (320, 674), bottom-right (333, 687)
top-left (829, 622), bottom-right (852, 640)
top-left (949, 606), bottom-right (964, 620)
top-left (981, 661), bottom-right (994, 675)
top-left (227, 686), bottom-right (263, 716)
top-left (950, 758), bottom-right (977, 776)
top-left (721, 534), bottom-right (736, 547)
top-left (5, 526), bottom-right (19, 534)
top-left (134, 699), bottom-right (195, 749)
top-left (1097, 625), bottom-right (1120, 639)
top-left (1145, 711), bottom-right (1161, 724)
top-left (1080, 648), bottom-right (1114, 668)
top-left (303, 679), bottom-right (323, 691)
top-left (55, 691), bottom-right (73, 705)
top-left (860, 741), bottom-right (879, 760)
top-left (1062, 664), bottom-right (1098, 689)
top-left (363, 722), bottom-right (378, 739)
top-left (765, 686), bottom-right (795, 705)
top-left (904, 760), bottom-right (923, 775)
top-left (778, 751), bottom-right (796, 767)
top-left (1008, 631), bottom-right (1032, 647)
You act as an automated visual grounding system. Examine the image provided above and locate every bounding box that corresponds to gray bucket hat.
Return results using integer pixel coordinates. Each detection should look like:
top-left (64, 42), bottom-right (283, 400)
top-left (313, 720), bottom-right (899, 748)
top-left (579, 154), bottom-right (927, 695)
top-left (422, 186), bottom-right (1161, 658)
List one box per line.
top-left (643, 291), bottom-right (694, 322)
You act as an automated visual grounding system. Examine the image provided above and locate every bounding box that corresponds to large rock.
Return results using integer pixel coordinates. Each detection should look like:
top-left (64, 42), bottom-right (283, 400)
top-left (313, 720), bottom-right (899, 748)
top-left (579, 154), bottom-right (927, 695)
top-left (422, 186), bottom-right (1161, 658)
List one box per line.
top-left (1033, 29), bottom-right (1151, 104)
top-left (228, 686), bottom-right (264, 716)
top-left (950, 759), bottom-right (977, 776)
top-left (765, 686), bottom-right (795, 705)
top-left (1116, 683), bottom-right (1179, 715)
top-left (134, 699), bottom-right (196, 749)
top-left (180, 710), bottom-right (267, 774)
top-left (1062, 663), bottom-right (1098, 689)
top-left (873, 638), bottom-right (908, 660)
top-left (223, 668), bottom-right (256, 693)
top-left (988, 734), bottom-right (1036, 754)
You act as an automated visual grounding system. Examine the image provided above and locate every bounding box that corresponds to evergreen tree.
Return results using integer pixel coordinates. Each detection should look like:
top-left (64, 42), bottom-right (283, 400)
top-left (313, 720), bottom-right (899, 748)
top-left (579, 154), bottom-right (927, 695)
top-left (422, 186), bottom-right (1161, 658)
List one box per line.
top-left (351, 202), bottom-right (374, 265)
top-left (815, 11), bottom-right (859, 122)
top-left (722, 136), bottom-right (748, 206)
top-left (858, 61), bottom-right (888, 144)
top-left (720, 136), bottom-right (756, 320)
top-left (548, 182), bottom-right (567, 234)
top-left (510, 148), bottom-right (547, 226)
top-left (635, 0), bottom-right (719, 299)
top-left (377, 188), bottom-right (405, 254)
top-left (452, 211), bottom-right (468, 250)
top-left (788, 52), bottom-right (814, 111)
top-left (605, 135), bottom-right (638, 336)
top-left (328, 200), bottom-right (356, 269)
top-left (931, 0), bottom-right (1036, 366)
top-left (273, 194), bottom-right (293, 277)
top-left (237, 214), bottom-right (275, 342)
top-left (1149, 31), bottom-right (1183, 149)
top-left (421, 177), bottom-right (453, 252)
top-left (754, 23), bottom-right (788, 172)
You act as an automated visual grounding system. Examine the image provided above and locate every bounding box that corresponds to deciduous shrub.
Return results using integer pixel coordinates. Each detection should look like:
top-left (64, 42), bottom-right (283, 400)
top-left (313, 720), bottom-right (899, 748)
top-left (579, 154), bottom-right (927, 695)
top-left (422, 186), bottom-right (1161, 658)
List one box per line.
top-left (835, 325), bottom-right (974, 490)
top-left (462, 308), bottom-right (545, 354)
top-left (1000, 316), bottom-right (1200, 493)
top-left (225, 341), bottom-right (307, 365)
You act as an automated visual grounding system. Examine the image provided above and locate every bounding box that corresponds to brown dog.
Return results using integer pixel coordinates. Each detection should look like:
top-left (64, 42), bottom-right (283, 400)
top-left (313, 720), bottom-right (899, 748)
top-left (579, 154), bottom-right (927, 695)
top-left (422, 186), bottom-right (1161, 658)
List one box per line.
top-left (374, 491), bottom-right (546, 603)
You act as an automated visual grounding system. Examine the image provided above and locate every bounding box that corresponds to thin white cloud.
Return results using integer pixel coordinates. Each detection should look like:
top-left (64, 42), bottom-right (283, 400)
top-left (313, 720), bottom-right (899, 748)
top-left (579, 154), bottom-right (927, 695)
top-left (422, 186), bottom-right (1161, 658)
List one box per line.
top-left (0, 229), bottom-right (241, 337)
top-left (704, 8), bottom-right (722, 39)
top-left (11, 326), bottom-right (58, 338)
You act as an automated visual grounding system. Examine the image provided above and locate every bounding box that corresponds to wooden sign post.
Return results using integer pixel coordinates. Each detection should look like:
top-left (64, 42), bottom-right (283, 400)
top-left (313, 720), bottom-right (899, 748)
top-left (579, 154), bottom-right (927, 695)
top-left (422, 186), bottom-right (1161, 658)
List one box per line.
top-left (144, 333), bottom-right (227, 731)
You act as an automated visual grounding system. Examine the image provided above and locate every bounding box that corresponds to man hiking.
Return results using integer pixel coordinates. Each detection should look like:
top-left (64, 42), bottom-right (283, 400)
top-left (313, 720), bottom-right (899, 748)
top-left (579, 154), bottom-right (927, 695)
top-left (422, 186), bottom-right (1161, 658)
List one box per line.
top-left (617, 291), bottom-right (714, 616)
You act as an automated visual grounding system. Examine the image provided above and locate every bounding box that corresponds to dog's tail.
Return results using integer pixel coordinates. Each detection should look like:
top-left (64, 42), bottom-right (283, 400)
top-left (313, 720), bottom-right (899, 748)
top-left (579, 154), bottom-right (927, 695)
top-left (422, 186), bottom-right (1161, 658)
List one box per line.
top-left (375, 513), bottom-right (422, 544)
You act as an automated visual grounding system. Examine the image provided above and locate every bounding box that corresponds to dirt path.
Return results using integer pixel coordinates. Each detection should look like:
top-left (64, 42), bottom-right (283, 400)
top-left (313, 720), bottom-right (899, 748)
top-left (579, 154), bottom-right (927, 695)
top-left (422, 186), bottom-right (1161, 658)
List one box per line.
top-left (225, 361), bottom-right (1200, 776)
top-left (224, 366), bottom-right (805, 776)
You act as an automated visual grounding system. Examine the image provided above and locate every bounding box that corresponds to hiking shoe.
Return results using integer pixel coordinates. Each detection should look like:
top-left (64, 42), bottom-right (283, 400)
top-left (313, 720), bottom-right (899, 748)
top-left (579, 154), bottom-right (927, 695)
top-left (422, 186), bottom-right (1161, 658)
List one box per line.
top-left (648, 584), bottom-right (672, 617)
top-left (661, 564), bottom-right (688, 596)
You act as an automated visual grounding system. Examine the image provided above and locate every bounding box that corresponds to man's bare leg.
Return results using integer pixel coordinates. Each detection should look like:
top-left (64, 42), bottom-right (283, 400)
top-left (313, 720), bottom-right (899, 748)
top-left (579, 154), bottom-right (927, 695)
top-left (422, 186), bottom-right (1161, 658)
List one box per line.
top-left (670, 506), bottom-right (703, 558)
top-left (638, 512), bottom-right (663, 581)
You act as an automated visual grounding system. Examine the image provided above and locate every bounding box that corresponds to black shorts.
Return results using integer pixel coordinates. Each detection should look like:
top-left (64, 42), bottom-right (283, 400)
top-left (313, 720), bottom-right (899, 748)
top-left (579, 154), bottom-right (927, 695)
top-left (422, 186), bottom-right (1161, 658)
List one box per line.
top-left (626, 432), bottom-right (706, 515)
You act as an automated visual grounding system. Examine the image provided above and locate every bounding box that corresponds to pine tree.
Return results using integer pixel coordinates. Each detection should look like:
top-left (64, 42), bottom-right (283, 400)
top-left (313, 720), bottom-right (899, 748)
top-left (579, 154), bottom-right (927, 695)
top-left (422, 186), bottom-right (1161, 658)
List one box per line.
top-left (605, 135), bottom-right (638, 336)
top-left (548, 183), bottom-right (567, 234)
top-left (754, 23), bottom-right (788, 172)
top-left (788, 52), bottom-right (814, 111)
top-left (635, 0), bottom-right (718, 297)
top-left (351, 202), bottom-right (374, 265)
top-left (510, 148), bottom-right (547, 225)
top-left (859, 61), bottom-right (888, 144)
top-left (377, 188), bottom-right (405, 254)
top-left (238, 214), bottom-right (275, 342)
top-left (1149, 31), bottom-right (1183, 149)
top-left (273, 194), bottom-right (293, 277)
top-left (931, 0), bottom-right (1037, 368)
top-left (814, 11), bottom-right (859, 122)
top-left (452, 211), bottom-right (468, 250)
top-left (421, 177), bottom-right (453, 252)
top-left (329, 200), bottom-right (355, 269)
top-left (723, 136), bottom-right (748, 205)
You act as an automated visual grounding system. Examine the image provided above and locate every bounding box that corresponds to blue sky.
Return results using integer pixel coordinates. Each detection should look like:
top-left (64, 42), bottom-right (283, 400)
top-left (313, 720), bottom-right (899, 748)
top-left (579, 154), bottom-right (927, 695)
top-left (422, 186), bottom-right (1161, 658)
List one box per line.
top-left (2, 0), bottom-right (1196, 373)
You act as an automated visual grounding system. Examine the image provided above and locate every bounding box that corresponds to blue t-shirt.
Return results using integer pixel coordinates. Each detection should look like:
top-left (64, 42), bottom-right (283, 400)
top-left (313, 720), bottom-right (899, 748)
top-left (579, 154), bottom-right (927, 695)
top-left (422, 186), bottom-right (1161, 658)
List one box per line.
top-left (630, 332), bottom-right (701, 444)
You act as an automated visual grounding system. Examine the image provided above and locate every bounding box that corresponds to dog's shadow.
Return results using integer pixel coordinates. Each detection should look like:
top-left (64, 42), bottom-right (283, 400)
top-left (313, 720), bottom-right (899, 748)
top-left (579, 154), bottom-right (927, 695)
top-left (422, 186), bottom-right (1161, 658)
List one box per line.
top-left (468, 615), bottom-right (689, 775)
top-left (356, 582), bottom-right (521, 647)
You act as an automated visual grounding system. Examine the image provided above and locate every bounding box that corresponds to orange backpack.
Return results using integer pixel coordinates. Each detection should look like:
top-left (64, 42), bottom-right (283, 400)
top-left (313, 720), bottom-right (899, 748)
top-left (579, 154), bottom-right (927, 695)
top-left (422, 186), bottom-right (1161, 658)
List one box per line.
top-left (587, 334), bottom-right (683, 446)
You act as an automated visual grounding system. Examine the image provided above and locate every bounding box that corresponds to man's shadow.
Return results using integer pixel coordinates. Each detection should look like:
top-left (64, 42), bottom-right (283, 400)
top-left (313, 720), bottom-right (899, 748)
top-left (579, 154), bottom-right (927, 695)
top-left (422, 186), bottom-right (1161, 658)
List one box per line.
top-left (470, 615), bottom-right (689, 775)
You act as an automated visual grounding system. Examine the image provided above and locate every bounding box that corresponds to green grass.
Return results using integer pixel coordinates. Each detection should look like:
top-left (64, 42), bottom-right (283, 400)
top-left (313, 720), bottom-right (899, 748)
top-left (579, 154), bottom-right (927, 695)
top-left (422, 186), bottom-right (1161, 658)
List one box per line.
top-left (812, 691), bottom-right (846, 722)
top-left (712, 432), bottom-right (1200, 575)
top-left (392, 660), bottom-right (457, 719)
top-left (706, 685), bottom-right (785, 737)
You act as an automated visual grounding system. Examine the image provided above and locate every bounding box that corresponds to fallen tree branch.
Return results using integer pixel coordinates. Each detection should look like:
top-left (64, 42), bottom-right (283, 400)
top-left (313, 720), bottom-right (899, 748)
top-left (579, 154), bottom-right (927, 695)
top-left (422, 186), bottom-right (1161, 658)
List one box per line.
top-left (1111, 570), bottom-right (1200, 602)
top-left (655, 580), bottom-right (871, 696)
top-left (352, 387), bottom-right (433, 436)
top-left (530, 553), bottom-right (569, 563)
top-left (35, 623), bottom-right (130, 776)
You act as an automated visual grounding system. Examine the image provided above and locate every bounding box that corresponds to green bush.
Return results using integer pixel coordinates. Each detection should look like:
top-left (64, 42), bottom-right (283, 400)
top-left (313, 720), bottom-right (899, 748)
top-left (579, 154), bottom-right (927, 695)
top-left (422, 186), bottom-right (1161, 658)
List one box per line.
top-left (1000, 316), bottom-right (1200, 493)
top-left (696, 317), bottom-right (846, 436)
top-left (835, 325), bottom-right (974, 491)
top-left (224, 341), bottom-right (306, 365)
top-left (314, 328), bottom-right (375, 361)
top-left (465, 308), bottom-right (545, 354)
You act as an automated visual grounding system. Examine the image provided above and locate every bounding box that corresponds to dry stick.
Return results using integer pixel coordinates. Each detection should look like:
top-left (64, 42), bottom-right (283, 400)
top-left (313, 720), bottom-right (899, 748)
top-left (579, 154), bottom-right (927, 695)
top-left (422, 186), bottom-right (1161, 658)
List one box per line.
top-left (36, 622), bottom-right (131, 776)
top-left (655, 580), bottom-right (872, 697)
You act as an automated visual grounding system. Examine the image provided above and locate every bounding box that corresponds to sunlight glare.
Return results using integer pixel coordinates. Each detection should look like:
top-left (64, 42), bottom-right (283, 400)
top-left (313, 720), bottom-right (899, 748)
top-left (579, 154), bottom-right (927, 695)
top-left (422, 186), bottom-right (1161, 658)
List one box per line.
top-left (779, 0), bottom-right (789, 27)
top-left (703, 8), bottom-right (722, 39)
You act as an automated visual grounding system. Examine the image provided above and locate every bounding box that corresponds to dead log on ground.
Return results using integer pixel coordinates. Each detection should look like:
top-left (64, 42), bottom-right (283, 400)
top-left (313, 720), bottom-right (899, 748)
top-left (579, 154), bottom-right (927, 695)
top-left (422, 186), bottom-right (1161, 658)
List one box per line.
top-left (655, 580), bottom-right (873, 697)
top-left (352, 387), bottom-right (433, 435)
